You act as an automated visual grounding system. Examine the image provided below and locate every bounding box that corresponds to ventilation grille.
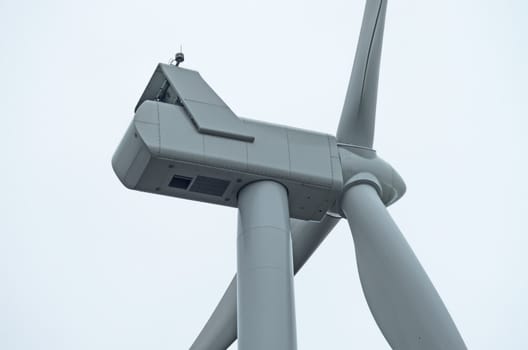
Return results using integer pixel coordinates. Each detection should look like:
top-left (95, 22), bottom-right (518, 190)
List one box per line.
top-left (189, 176), bottom-right (230, 197)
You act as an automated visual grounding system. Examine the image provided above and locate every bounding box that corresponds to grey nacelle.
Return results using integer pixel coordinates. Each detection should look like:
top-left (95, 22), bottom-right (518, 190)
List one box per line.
top-left (112, 100), bottom-right (343, 221)
top-left (112, 64), bottom-right (405, 222)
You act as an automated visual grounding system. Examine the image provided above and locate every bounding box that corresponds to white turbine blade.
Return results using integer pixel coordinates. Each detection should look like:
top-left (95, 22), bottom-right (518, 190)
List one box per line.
top-left (290, 216), bottom-right (340, 274)
top-left (190, 216), bottom-right (340, 350)
top-left (336, 0), bottom-right (387, 148)
top-left (341, 184), bottom-right (466, 349)
top-left (190, 277), bottom-right (237, 350)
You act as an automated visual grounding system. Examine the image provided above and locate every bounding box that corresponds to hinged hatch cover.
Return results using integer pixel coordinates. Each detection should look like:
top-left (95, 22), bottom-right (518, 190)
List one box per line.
top-left (136, 64), bottom-right (255, 142)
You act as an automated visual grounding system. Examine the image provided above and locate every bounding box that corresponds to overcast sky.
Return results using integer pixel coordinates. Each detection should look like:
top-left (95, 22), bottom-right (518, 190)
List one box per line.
top-left (1, 0), bottom-right (527, 349)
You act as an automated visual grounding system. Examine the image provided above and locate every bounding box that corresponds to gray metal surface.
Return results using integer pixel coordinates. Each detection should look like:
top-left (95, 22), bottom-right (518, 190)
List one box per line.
top-left (237, 181), bottom-right (297, 350)
top-left (112, 101), bottom-right (343, 221)
top-left (136, 64), bottom-right (254, 142)
top-left (341, 184), bottom-right (466, 349)
top-left (190, 215), bottom-right (339, 349)
top-left (112, 122), bottom-right (152, 188)
top-left (338, 145), bottom-right (406, 207)
top-left (336, 0), bottom-right (387, 147)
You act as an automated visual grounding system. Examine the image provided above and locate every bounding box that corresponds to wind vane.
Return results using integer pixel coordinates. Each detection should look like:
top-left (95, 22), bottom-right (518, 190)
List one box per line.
top-left (170, 45), bottom-right (184, 66)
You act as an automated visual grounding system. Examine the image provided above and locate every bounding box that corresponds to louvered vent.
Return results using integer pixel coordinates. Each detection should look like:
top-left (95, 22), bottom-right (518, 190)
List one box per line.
top-left (189, 176), bottom-right (230, 197)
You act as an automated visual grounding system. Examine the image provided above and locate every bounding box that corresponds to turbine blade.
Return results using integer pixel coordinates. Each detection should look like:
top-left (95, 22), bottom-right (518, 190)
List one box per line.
top-left (190, 277), bottom-right (237, 350)
top-left (190, 215), bottom-right (340, 350)
top-left (341, 184), bottom-right (466, 349)
top-left (290, 216), bottom-right (340, 274)
top-left (336, 0), bottom-right (387, 148)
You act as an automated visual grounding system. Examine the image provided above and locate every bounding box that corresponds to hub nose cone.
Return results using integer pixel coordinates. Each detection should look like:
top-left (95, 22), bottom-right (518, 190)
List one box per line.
top-left (390, 168), bottom-right (406, 205)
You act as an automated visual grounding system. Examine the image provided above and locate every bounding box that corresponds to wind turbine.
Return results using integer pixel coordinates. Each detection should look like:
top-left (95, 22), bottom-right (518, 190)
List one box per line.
top-left (112, 0), bottom-right (467, 348)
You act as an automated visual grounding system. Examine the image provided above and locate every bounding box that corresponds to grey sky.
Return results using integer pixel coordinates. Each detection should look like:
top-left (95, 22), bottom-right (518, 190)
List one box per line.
top-left (1, 0), bottom-right (527, 349)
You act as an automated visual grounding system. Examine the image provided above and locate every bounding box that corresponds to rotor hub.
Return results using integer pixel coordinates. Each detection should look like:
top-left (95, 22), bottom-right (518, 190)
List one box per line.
top-left (330, 143), bottom-right (407, 217)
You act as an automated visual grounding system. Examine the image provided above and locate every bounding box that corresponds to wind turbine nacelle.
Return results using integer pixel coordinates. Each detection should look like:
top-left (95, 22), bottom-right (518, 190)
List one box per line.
top-left (112, 64), bottom-right (343, 220)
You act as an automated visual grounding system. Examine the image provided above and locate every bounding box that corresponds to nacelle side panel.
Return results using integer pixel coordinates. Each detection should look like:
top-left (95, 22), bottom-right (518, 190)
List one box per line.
top-left (113, 101), bottom-right (343, 221)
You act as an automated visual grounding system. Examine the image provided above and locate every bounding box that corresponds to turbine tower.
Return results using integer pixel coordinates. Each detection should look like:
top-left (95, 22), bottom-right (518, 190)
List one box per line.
top-left (112, 1), bottom-right (467, 348)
